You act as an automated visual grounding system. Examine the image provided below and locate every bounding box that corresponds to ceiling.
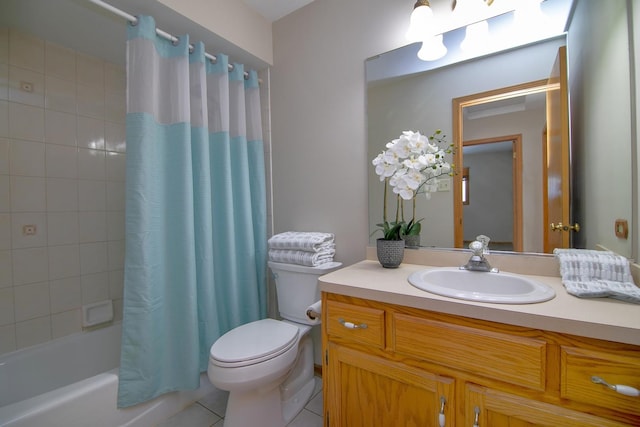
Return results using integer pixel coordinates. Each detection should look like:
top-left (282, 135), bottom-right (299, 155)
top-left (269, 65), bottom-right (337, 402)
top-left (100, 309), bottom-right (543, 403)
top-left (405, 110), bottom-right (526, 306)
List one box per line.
top-left (241, 0), bottom-right (316, 23)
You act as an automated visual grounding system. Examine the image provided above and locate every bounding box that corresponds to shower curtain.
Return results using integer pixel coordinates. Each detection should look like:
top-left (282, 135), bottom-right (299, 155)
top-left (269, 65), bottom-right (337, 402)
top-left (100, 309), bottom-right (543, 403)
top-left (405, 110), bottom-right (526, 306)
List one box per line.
top-left (117, 15), bottom-right (267, 408)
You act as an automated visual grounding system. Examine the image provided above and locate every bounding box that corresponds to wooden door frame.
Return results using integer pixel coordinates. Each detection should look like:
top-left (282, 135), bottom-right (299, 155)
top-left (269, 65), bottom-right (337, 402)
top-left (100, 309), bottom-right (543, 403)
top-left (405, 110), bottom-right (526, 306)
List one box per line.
top-left (452, 79), bottom-right (560, 249)
top-left (462, 135), bottom-right (523, 252)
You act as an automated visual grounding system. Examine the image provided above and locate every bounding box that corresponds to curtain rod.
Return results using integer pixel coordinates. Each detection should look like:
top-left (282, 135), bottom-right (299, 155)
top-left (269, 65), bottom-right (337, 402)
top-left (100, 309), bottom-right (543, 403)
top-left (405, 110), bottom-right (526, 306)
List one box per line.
top-left (87, 0), bottom-right (250, 78)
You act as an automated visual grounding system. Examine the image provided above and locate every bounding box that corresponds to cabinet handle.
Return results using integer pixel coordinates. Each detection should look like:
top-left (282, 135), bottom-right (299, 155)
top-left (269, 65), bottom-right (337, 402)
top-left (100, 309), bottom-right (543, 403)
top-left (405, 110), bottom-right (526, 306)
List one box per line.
top-left (591, 376), bottom-right (640, 397)
top-left (472, 406), bottom-right (480, 427)
top-left (338, 318), bottom-right (368, 329)
top-left (438, 396), bottom-right (446, 427)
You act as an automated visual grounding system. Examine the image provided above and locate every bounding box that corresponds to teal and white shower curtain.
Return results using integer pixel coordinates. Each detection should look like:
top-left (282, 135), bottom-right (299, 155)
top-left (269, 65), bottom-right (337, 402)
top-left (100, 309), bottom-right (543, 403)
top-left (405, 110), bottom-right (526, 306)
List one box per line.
top-left (118, 16), bottom-right (267, 408)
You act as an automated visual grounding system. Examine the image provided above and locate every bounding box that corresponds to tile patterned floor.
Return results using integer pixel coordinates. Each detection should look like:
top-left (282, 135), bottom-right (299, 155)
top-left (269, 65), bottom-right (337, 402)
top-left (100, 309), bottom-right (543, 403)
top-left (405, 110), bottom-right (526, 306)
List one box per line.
top-left (155, 377), bottom-right (323, 427)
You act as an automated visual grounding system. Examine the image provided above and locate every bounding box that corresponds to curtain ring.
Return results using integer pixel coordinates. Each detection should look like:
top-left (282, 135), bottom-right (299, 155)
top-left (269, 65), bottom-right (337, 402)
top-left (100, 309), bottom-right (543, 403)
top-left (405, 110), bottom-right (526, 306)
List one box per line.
top-left (128, 15), bottom-right (138, 27)
top-left (172, 36), bottom-right (180, 46)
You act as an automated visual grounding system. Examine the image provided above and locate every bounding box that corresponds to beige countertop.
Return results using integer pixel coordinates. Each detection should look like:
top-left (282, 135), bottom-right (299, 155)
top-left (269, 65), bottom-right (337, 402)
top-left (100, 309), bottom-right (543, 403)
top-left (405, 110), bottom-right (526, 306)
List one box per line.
top-left (319, 255), bottom-right (640, 346)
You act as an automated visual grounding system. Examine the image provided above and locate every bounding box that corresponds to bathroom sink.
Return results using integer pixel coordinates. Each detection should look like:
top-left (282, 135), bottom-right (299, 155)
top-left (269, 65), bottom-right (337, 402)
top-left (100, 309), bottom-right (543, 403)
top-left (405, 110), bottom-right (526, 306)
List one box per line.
top-left (407, 267), bottom-right (556, 304)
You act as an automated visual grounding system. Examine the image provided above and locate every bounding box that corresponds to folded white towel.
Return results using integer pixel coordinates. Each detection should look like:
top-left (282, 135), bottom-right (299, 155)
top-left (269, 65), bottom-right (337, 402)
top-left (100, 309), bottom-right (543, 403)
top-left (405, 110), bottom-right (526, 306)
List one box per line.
top-left (268, 231), bottom-right (335, 253)
top-left (554, 249), bottom-right (639, 304)
top-left (268, 248), bottom-right (335, 267)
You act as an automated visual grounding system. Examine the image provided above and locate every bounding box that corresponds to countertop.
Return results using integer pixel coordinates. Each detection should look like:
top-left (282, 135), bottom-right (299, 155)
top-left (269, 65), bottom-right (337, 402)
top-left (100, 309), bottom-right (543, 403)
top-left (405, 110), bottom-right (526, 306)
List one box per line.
top-left (319, 259), bottom-right (640, 346)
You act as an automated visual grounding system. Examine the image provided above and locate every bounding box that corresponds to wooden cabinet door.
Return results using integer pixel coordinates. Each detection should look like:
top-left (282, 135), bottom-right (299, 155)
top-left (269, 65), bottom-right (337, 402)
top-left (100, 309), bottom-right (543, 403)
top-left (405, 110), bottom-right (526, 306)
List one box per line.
top-left (465, 383), bottom-right (630, 427)
top-left (326, 343), bottom-right (454, 427)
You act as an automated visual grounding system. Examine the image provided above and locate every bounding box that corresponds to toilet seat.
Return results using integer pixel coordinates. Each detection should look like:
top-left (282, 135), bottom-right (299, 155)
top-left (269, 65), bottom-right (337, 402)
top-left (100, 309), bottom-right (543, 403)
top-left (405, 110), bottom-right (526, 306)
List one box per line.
top-left (210, 319), bottom-right (299, 368)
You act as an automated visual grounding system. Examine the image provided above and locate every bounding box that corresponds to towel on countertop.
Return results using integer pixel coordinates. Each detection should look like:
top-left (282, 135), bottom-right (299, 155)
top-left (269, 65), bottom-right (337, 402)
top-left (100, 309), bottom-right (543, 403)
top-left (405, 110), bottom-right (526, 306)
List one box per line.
top-left (268, 231), bottom-right (335, 253)
top-left (268, 248), bottom-right (336, 267)
top-left (553, 248), bottom-right (640, 304)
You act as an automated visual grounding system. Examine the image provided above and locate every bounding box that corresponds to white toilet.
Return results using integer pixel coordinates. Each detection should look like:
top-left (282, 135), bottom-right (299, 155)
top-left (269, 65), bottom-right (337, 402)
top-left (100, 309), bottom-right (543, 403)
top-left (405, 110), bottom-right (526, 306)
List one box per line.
top-left (207, 260), bottom-right (342, 427)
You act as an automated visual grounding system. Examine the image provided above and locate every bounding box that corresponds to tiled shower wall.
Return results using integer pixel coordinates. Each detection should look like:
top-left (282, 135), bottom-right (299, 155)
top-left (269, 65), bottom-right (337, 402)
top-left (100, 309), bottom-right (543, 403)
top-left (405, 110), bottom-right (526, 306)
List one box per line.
top-left (0, 29), bottom-right (127, 356)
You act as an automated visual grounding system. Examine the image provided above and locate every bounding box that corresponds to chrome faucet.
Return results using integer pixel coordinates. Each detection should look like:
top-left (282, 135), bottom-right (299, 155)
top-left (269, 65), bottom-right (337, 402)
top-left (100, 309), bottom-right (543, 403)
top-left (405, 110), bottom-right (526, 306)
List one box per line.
top-left (461, 235), bottom-right (498, 272)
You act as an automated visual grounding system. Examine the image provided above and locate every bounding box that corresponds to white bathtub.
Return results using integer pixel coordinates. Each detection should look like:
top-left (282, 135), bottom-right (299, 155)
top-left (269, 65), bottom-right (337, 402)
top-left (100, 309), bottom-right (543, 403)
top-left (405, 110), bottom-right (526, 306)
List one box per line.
top-left (0, 322), bottom-right (214, 427)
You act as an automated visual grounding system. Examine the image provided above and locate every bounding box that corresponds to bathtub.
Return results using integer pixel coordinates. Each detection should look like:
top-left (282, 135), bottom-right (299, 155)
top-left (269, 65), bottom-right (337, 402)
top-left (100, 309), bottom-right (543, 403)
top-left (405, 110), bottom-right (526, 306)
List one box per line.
top-left (0, 322), bottom-right (215, 427)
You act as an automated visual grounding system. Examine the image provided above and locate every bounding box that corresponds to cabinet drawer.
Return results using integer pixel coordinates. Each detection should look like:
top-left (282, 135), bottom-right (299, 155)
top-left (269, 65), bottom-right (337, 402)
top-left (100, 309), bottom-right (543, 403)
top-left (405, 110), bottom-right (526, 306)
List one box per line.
top-left (326, 300), bottom-right (385, 348)
top-left (393, 313), bottom-right (547, 390)
top-left (561, 346), bottom-right (640, 417)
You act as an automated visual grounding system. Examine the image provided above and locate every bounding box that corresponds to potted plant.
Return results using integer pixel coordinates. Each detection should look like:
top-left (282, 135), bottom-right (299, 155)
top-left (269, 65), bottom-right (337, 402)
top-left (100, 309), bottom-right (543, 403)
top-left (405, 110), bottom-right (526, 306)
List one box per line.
top-left (372, 130), bottom-right (453, 257)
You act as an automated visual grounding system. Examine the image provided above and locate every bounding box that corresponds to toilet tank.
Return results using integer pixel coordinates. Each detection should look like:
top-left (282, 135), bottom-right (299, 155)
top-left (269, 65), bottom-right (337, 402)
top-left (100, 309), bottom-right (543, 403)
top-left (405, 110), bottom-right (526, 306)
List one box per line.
top-left (268, 261), bottom-right (342, 324)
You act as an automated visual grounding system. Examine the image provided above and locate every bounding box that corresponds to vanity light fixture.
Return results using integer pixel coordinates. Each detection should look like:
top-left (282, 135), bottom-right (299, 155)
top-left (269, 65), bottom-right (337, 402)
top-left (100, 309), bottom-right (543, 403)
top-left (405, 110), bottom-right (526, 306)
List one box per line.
top-left (418, 34), bottom-right (448, 61)
top-left (406, 0), bottom-right (434, 42)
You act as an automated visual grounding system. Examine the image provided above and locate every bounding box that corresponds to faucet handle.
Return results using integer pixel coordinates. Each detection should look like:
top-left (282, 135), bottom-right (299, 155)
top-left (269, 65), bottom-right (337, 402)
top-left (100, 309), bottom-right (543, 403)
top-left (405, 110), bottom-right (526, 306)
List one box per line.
top-left (475, 235), bottom-right (490, 254)
top-left (468, 240), bottom-right (484, 257)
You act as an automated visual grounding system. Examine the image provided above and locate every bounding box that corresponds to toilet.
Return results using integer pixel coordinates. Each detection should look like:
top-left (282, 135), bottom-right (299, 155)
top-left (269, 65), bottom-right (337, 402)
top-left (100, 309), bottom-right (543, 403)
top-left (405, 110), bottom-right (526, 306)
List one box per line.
top-left (207, 260), bottom-right (342, 427)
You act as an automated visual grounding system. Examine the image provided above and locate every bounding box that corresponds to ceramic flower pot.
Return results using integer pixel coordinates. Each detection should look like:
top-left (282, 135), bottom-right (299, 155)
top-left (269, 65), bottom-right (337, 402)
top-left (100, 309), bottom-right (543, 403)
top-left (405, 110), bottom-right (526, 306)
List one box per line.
top-left (403, 234), bottom-right (420, 249)
top-left (376, 238), bottom-right (405, 268)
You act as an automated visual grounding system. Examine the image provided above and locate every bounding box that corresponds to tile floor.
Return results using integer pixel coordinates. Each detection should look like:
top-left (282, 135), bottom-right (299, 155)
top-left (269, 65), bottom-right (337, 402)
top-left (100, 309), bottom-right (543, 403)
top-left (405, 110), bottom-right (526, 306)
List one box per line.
top-left (156, 377), bottom-right (324, 427)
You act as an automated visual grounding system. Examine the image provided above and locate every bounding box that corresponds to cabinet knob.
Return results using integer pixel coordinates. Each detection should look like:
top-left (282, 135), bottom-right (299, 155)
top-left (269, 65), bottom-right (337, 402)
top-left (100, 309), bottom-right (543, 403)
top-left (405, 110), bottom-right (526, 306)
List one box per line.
top-left (439, 396), bottom-right (446, 427)
top-left (550, 222), bottom-right (581, 232)
top-left (338, 318), bottom-right (368, 329)
top-left (591, 376), bottom-right (640, 397)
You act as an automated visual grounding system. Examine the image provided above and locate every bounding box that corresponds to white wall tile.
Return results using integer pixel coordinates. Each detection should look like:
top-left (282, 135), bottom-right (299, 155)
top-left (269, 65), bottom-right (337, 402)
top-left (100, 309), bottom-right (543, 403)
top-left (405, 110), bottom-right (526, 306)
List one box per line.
top-left (0, 63), bottom-right (8, 101)
top-left (0, 175), bottom-right (9, 212)
top-left (48, 244), bottom-right (80, 280)
top-left (0, 250), bottom-right (12, 287)
top-left (105, 91), bottom-right (125, 123)
top-left (45, 76), bottom-right (76, 114)
top-left (0, 138), bottom-right (8, 173)
top-left (11, 176), bottom-right (46, 212)
top-left (76, 53), bottom-right (103, 88)
top-left (0, 214), bottom-right (9, 250)
top-left (51, 309), bottom-right (81, 339)
top-left (46, 144), bottom-right (77, 178)
top-left (107, 211), bottom-right (124, 241)
top-left (109, 269), bottom-right (124, 300)
top-left (106, 181), bottom-right (125, 212)
top-left (105, 121), bottom-right (125, 152)
top-left (47, 212), bottom-right (79, 246)
top-left (0, 101), bottom-right (8, 137)
top-left (107, 240), bottom-right (125, 270)
top-left (45, 110), bottom-right (77, 146)
top-left (46, 178), bottom-right (78, 212)
top-left (15, 316), bottom-right (51, 349)
top-left (79, 180), bottom-right (106, 211)
top-left (79, 241), bottom-right (107, 275)
top-left (0, 29), bottom-right (8, 65)
top-left (104, 63), bottom-right (125, 91)
top-left (106, 152), bottom-right (125, 181)
top-left (77, 116), bottom-right (104, 150)
top-left (0, 64), bottom-right (8, 101)
top-left (9, 102), bottom-right (44, 142)
top-left (81, 271), bottom-right (109, 304)
top-left (10, 139), bottom-right (45, 176)
top-left (45, 42), bottom-right (76, 81)
top-left (79, 211), bottom-right (107, 243)
top-left (112, 297), bottom-right (123, 322)
top-left (78, 148), bottom-right (106, 181)
top-left (9, 30), bottom-right (44, 73)
top-left (49, 276), bottom-right (81, 313)
top-left (11, 212), bottom-right (47, 249)
top-left (12, 246), bottom-right (48, 285)
top-left (14, 281), bottom-right (50, 322)
top-left (8, 66), bottom-right (44, 107)
top-left (77, 83), bottom-right (104, 119)
top-left (0, 287), bottom-right (15, 325)
top-left (0, 324), bottom-right (16, 354)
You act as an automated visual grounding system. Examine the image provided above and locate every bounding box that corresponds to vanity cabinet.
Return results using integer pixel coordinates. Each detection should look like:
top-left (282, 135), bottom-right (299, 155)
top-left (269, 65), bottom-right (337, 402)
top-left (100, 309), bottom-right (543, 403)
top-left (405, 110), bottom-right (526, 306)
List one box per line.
top-left (322, 293), bottom-right (640, 426)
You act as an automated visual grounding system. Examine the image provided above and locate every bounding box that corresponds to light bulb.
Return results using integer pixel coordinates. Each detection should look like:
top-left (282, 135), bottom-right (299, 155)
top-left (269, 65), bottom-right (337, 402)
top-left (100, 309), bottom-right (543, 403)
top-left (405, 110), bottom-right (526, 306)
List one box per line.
top-left (417, 34), bottom-right (447, 61)
top-left (406, 3), bottom-right (434, 42)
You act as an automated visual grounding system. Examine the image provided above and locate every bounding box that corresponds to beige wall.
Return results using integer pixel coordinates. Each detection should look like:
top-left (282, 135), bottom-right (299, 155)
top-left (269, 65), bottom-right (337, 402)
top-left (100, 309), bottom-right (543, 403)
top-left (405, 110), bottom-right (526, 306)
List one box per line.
top-left (271, 0), bottom-right (410, 267)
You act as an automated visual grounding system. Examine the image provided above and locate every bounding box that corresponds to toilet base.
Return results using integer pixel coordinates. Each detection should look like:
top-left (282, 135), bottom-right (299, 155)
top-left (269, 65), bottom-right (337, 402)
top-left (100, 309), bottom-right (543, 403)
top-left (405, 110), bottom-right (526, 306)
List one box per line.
top-left (283, 376), bottom-right (316, 424)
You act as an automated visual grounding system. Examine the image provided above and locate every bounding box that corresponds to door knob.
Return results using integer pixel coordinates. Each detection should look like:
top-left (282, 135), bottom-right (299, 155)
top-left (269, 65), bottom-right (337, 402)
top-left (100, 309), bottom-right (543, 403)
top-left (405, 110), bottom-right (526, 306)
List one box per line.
top-left (550, 222), bottom-right (580, 232)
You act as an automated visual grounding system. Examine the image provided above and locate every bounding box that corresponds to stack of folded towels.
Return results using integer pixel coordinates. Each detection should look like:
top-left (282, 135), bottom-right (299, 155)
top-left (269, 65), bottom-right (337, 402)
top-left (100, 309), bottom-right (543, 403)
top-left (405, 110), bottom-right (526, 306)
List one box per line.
top-left (268, 231), bottom-right (335, 267)
top-left (553, 248), bottom-right (640, 304)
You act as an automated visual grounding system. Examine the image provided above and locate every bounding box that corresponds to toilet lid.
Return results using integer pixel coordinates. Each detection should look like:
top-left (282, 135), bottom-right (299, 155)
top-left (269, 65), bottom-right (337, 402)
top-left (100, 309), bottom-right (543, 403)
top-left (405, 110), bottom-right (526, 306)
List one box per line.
top-left (210, 319), bottom-right (299, 367)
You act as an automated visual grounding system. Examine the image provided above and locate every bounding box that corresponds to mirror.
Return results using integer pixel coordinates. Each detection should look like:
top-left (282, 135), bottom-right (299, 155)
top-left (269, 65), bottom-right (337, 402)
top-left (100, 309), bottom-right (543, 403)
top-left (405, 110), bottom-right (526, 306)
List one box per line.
top-left (367, 1), bottom-right (635, 258)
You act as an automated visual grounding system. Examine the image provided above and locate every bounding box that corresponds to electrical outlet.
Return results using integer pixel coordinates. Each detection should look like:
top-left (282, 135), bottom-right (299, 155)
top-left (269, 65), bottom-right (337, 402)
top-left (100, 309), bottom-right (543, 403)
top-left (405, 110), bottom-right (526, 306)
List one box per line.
top-left (437, 179), bottom-right (451, 192)
top-left (22, 224), bottom-right (37, 236)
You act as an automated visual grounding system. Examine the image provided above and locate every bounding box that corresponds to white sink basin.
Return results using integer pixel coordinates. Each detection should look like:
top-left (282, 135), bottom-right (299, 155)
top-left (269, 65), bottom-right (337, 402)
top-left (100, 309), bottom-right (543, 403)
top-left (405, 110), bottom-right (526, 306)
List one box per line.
top-left (407, 267), bottom-right (556, 304)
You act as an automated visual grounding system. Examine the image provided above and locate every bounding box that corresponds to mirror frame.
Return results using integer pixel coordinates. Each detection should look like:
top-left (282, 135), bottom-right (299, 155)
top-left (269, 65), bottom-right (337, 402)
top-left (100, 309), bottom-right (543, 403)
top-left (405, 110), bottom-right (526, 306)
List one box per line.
top-left (452, 79), bottom-right (560, 249)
